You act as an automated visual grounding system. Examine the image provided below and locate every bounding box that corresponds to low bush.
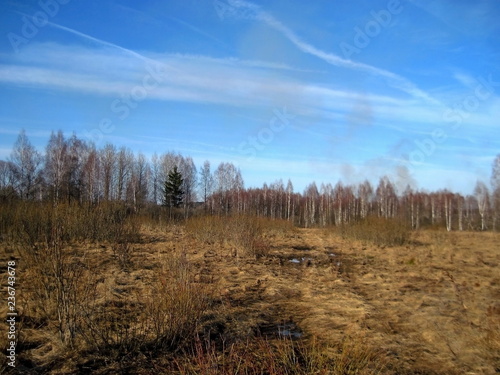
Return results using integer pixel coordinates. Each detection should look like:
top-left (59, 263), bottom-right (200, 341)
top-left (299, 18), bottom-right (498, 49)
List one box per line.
top-left (0, 201), bottom-right (141, 245)
top-left (17, 220), bottom-right (98, 350)
top-left (185, 215), bottom-right (227, 245)
top-left (185, 215), bottom-right (280, 257)
top-left (143, 254), bottom-right (214, 352)
top-left (78, 254), bottom-right (213, 357)
top-left (336, 216), bottom-right (410, 247)
top-left (12, 244), bottom-right (214, 370)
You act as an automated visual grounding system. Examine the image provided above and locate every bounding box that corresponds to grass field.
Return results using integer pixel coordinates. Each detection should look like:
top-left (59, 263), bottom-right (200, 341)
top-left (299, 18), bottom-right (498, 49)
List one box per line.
top-left (1, 218), bottom-right (499, 374)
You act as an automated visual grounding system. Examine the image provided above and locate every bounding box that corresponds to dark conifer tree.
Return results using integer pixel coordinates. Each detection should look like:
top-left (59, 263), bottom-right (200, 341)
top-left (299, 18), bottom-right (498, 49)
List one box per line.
top-left (163, 166), bottom-right (184, 208)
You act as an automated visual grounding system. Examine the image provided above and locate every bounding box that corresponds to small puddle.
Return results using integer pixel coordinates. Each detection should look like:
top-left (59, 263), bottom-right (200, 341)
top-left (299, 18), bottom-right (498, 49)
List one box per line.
top-left (289, 257), bottom-right (313, 264)
top-left (259, 321), bottom-right (303, 339)
top-left (278, 322), bottom-right (303, 338)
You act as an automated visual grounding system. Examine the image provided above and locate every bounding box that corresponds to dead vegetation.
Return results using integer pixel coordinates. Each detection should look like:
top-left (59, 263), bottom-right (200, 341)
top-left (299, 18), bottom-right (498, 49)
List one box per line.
top-left (185, 215), bottom-right (295, 258)
top-left (334, 216), bottom-right (411, 247)
top-left (0, 205), bottom-right (499, 374)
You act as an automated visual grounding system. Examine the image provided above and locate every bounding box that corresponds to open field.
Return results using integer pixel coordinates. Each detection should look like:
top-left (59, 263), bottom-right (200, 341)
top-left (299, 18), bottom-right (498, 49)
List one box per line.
top-left (1, 219), bottom-right (499, 374)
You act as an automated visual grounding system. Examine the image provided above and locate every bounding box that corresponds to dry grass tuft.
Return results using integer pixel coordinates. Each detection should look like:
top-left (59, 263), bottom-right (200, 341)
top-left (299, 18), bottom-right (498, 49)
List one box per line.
top-left (172, 334), bottom-right (334, 375)
top-left (335, 216), bottom-right (410, 247)
top-left (186, 215), bottom-right (292, 258)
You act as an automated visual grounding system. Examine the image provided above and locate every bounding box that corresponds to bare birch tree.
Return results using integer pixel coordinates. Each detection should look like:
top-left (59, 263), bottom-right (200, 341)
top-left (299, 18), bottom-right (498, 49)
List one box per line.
top-left (491, 154), bottom-right (500, 230)
top-left (199, 160), bottom-right (213, 212)
top-left (81, 145), bottom-right (101, 204)
top-left (9, 130), bottom-right (43, 200)
top-left (474, 181), bottom-right (490, 230)
top-left (358, 180), bottom-right (373, 219)
top-left (304, 182), bottom-right (319, 227)
top-left (45, 131), bottom-right (69, 205)
top-left (100, 144), bottom-right (116, 201)
top-left (442, 190), bottom-right (453, 232)
top-left (286, 179), bottom-right (293, 221)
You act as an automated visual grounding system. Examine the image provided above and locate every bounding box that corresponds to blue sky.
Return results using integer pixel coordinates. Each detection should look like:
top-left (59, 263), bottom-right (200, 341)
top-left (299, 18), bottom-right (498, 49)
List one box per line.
top-left (0, 0), bottom-right (499, 194)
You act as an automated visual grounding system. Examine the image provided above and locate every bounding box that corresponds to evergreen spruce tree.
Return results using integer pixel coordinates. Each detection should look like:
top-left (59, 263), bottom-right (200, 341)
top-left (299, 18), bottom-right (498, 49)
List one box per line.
top-left (163, 166), bottom-right (184, 208)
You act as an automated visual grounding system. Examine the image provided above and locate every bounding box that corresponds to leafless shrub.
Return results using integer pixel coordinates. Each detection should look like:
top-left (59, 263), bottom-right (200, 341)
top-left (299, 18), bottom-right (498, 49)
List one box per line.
top-left (185, 215), bottom-right (227, 245)
top-left (186, 215), bottom-right (269, 257)
top-left (17, 215), bottom-right (96, 349)
top-left (336, 216), bottom-right (410, 247)
top-left (110, 219), bottom-right (139, 270)
top-left (3, 201), bottom-right (140, 245)
top-left (74, 254), bottom-right (214, 367)
top-left (142, 254), bottom-right (214, 351)
top-left (263, 218), bottom-right (297, 238)
top-left (231, 215), bottom-right (264, 257)
top-left (77, 295), bottom-right (149, 357)
top-left (5, 201), bottom-right (141, 364)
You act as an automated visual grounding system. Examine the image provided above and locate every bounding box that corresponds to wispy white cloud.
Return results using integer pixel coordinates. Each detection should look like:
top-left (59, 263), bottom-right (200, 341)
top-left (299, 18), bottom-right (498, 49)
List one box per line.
top-left (2, 41), bottom-right (498, 136)
top-left (44, 19), bottom-right (154, 64)
top-left (226, 0), bottom-right (442, 106)
top-left (453, 72), bottom-right (478, 88)
top-left (0, 42), bottom-right (500, 142)
top-left (0, 43), bottom-right (379, 108)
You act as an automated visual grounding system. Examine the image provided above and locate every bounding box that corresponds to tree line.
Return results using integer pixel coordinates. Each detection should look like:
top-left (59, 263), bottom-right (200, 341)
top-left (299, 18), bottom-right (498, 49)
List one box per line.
top-left (1, 130), bottom-right (499, 231)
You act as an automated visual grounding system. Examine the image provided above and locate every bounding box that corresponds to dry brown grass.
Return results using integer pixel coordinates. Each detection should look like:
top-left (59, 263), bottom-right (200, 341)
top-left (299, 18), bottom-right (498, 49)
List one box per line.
top-left (171, 334), bottom-right (334, 375)
top-left (334, 216), bottom-right (411, 247)
top-left (324, 229), bottom-right (500, 374)
top-left (0, 211), bottom-right (498, 374)
top-left (186, 215), bottom-right (295, 258)
top-left (1, 201), bottom-right (141, 245)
